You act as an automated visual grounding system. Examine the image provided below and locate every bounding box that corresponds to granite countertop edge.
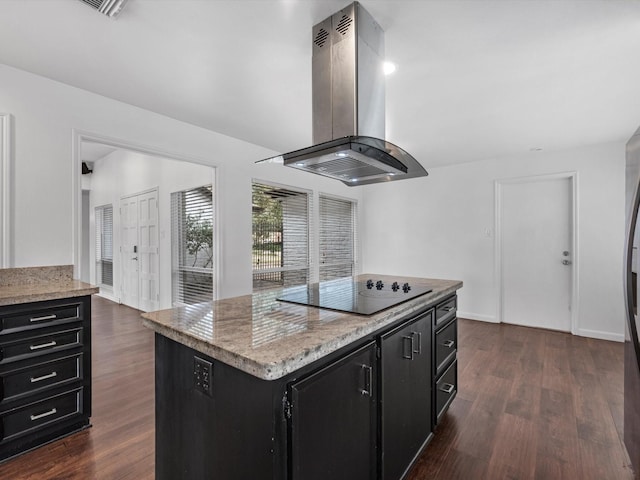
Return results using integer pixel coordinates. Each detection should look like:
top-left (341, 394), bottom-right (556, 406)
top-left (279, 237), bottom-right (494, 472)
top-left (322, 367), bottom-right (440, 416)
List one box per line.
top-left (142, 280), bottom-right (462, 381)
top-left (0, 283), bottom-right (100, 307)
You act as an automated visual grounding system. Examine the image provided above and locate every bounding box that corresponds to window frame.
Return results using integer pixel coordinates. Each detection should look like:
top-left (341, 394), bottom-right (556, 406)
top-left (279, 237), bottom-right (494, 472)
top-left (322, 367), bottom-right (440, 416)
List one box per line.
top-left (94, 203), bottom-right (114, 291)
top-left (171, 184), bottom-right (215, 306)
top-left (318, 193), bottom-right (358, 281)
top-left (252, 180), bottom-right (312, 292)
top-left (251, 180), bottom-right (360, 291)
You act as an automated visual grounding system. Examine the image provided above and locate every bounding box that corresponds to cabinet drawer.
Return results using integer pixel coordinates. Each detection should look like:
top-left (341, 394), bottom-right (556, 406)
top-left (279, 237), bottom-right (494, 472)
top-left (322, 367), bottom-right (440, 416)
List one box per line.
top-left (435, 320), bottom-right (456, 376)
top-left (0, 354), bottom-right (83, 403)
top-left (0, 328), bottom-right (83, 364)
top-left (435, 359), bottom-right (457, 424)
top-left (0, 303), bottom-right (82, 335)
top-left (435, 296), bottom-right (456, 327)
top-left (0, 388), bottom-right (83, 443)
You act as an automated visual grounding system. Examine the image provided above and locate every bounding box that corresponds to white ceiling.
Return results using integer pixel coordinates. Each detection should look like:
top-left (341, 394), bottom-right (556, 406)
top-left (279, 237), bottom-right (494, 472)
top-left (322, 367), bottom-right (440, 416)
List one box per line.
top-left (2, 0), bottom-right (640, 168)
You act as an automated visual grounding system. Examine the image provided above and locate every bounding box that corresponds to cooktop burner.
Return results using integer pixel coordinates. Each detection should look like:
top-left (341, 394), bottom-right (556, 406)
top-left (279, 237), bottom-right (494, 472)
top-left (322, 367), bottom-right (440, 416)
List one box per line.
top-left (276, 278), bottom-right (432, 315)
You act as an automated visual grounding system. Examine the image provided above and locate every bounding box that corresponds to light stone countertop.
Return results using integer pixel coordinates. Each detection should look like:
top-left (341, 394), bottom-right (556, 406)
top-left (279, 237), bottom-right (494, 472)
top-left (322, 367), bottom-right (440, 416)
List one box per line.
top-left (0, 265), bottom-right (99, 306)
top-left (141, 275), bottom-right (462, 380)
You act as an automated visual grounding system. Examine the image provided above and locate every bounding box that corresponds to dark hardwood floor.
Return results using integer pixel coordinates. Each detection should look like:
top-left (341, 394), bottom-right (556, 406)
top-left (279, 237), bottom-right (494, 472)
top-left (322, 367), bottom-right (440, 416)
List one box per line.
top-left (409, 318), bottom-right (634, 480)
top-left (0, 296), bottom-right (155, 480)
top-left (0, 296), bottom-right (633, 479)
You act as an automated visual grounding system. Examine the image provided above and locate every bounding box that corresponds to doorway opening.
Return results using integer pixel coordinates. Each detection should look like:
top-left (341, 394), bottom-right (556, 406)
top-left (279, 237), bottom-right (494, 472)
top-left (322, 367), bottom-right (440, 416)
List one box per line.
top-left (72, 130), bottom-right (216, 311)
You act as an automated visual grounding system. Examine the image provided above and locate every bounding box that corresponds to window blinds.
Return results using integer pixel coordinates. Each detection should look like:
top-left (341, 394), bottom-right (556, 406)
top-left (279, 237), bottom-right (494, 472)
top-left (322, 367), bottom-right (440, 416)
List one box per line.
top-left (319, 195), bottom-right (356, 281)
top-left (252, 182), bottom-right (310, 291)
top-left (171, 185), bottom-right (214, 305)
top-left (95, 205), bottom-right (113, 287)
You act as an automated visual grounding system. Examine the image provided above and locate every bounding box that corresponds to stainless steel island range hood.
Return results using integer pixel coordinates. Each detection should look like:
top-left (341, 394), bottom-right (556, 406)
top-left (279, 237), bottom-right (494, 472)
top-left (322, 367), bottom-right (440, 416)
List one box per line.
top-left (261, 2), bottom-right (428, 186)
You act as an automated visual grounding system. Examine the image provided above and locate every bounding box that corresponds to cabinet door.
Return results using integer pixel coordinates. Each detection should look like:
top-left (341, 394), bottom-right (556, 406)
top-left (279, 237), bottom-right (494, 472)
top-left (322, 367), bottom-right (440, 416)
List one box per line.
top-left (290, 341), bottom-right (377, 480)
top-left (381, 310), bottom-right (432, 480)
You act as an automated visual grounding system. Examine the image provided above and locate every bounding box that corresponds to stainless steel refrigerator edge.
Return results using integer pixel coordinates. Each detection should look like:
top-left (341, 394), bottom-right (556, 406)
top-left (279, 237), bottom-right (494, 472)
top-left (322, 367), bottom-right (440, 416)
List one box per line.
top-left (624, 126), bottom-right (640, 473)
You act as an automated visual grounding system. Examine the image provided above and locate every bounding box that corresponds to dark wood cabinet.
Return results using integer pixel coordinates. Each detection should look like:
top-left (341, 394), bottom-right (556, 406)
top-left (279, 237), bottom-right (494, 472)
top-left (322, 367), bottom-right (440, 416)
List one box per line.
top-left (290, 341), bottom-right (377, 480)
top-left (434, 318), bottom-right (456, 376)
top-left (0, 296), bottom-right (92, 462)
top-left (154, 293), bottom-right (459, 480)
top-left (380, 310), bottom-right (433, 480)
top-left (380, 309), bottom-right (432, 480)
top-left (432, 295), bottom-right (458, 427)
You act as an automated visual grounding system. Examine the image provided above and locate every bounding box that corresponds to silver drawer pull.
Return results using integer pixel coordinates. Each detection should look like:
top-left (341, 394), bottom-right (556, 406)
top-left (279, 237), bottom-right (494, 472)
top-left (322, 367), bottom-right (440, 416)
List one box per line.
top-left (30, 341), bottom-right (57, 351)
top-left (30, 408), bottom-right (57, 421)
top-left (402, 335), bottom-right (414, 360)
top-left (442, 306), bottom-right (455, 313)
top-left (30, 314), bottom-right (57, 323)
top-left (440, 340), bottom-right (455, 348)
top-left (439, 383), bottom-right (455, 394)
top-left (30, 371), bottom-right (57, 383)
top-left (360, 365), bottom-right (373, 397)
top-left (412, 332), bottom-right (422, 355)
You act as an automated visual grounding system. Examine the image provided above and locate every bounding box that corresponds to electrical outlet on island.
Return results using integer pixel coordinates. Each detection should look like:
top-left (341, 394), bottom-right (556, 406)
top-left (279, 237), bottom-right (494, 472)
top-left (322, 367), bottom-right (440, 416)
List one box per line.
top-left (193, 356), bottom-right (213, 396)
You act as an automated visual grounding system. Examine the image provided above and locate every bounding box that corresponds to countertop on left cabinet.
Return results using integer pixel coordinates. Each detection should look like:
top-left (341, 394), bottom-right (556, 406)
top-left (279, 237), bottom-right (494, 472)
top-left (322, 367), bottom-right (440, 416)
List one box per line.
top-left (0, 265), bottom-right (98, 463)
top-left (0, 265), bottom-right (98, 306)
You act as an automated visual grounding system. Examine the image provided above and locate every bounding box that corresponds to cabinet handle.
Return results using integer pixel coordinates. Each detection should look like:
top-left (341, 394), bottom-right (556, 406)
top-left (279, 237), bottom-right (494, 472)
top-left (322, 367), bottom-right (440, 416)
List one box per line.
top-left (30, 314), bottom-right (57, 323)
top-left (402, 335), bottom-right (414, 360)
top-left (360, 365), bottom-right (373, 397)
top-left (30, 408), bottom-right (57, 421)
top-left (30, 340), bottom-right (57, 351)
top-left (442, 306), bottom-right (455, 313)
top-left (30, 371), bottom-right (57, 383)
top-left (440, 340), bottom-right (455, 348)
top-left (412, 332), bottom-right (422, 355)
top-left (439, 383), bottom-right (455, 394)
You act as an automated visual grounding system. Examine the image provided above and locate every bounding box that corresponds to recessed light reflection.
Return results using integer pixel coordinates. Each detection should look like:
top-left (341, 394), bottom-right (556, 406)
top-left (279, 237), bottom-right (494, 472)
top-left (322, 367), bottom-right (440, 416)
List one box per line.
top-left (383, 62), bottom-right (397, 75)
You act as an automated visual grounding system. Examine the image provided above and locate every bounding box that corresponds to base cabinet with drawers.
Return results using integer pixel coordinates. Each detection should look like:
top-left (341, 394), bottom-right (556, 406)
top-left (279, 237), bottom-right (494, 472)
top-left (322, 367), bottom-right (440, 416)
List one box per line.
top-left (433, 295), bottom-right (458, 426)
top-left (155, 293), bottom-right (459, 480)
top-left (0, 296), bottom-right (92, 462)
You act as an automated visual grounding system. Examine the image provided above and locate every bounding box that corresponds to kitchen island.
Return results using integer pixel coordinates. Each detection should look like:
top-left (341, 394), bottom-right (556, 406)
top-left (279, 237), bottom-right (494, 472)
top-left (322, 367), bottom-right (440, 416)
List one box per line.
top-left (142, 275), bottom-right (462, 480)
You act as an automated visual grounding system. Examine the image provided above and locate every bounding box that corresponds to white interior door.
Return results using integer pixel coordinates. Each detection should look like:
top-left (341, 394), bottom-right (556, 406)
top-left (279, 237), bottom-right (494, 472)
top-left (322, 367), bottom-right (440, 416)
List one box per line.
top-left (500, 176), bottom-right (573, 332)
top-left (120, 195), bottom-right (139, 309)
top-left (120, 189), bottom-right (159, 311)
top-left (137, 190), bottom-right (159, 312)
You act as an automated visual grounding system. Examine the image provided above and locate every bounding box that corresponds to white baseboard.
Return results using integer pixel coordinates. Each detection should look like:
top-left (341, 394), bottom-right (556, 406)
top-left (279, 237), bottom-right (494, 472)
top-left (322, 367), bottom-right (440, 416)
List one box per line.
top-left (96, 291), bottom-right (118, 304)
top-left (457, 312), bottom-right (498, 323)
top-left (575, 328), bottom-right (624, 343)
top-left (458, 313), bottom-right (624, 342)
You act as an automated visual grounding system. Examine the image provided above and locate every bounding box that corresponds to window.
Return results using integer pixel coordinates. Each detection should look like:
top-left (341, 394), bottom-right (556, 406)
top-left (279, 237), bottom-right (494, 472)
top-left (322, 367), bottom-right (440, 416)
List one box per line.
top-left (252, 182), bottom-right (310, 291)
top-left (95, 205), bottom-right (113, 288)
top-left (319, 195), bottom-right (357, 281)
top-left (171, 185), bottom-right (214, 305)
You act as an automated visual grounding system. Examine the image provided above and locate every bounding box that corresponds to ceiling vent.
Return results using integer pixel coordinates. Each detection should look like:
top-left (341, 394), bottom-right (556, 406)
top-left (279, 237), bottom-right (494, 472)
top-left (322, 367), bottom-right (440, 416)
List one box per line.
top-left (77, 0), bottom-right (128, 18)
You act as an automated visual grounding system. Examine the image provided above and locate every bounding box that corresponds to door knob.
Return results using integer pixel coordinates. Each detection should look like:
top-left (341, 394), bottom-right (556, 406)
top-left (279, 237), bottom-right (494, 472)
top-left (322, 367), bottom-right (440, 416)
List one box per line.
top-left (562, 251), bottom-right (570, 256)
top-left (132, 257), bottom-right (138, 261)
top-left (562, 259), bottom-right (571, 265)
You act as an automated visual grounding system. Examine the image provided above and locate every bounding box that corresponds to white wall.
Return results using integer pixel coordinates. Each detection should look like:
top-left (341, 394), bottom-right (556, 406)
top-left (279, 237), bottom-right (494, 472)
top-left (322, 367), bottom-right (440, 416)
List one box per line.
top-left (3, 61), bottom-right (625, 340)
top-left (0, 63), bottom-right (363, 299)
top-left (88, 149), bottom-right (214, 309)
top-left (360, 142), bottom-right (626, 341)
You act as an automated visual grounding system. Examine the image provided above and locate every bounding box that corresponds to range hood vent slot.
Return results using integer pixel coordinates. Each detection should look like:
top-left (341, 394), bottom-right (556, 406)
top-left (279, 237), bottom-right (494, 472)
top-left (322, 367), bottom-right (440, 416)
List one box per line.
top-left (77, 0), bottom-right (128, 18)
top-left (314, 28), bottom-right (330, 48)
top-left (336, 14), bottom-right (354, 35)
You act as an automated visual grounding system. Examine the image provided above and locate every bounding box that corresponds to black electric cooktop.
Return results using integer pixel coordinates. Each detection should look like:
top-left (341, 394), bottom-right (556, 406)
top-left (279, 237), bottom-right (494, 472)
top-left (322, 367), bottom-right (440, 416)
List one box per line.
top-left (276, 278), bottom-right (432, 316)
